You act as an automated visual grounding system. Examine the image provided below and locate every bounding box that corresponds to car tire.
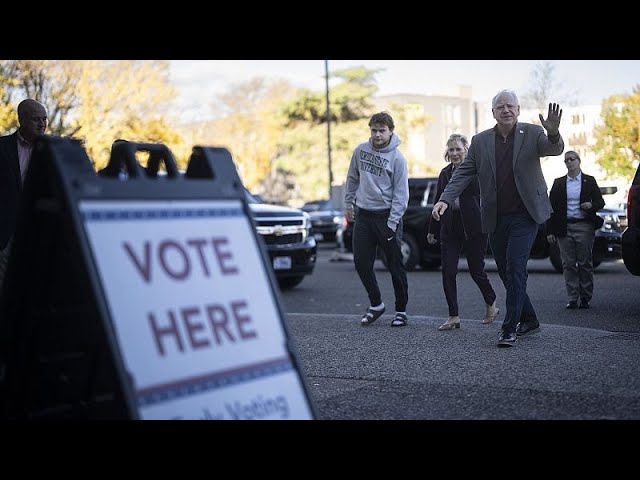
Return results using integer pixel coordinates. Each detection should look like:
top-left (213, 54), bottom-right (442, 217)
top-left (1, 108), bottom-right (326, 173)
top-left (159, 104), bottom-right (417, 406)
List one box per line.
top-left (592, 256), bottom-right (602, 269)
top-left (622, 226), bottom-right (640, 275)
top-left (420, 257), bottom-right (442, 270)
top-left (592, 243), bottom-right (603, 270)
top-left (277, 276), bottom-right (305, 290)
top-left (380, 232), bottom-right (420, 271)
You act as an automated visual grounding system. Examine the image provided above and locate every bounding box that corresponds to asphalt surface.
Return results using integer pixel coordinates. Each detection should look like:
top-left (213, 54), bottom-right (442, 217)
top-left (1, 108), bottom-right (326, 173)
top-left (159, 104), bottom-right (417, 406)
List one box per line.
top-left (285, 312), bottom-right (640, 420)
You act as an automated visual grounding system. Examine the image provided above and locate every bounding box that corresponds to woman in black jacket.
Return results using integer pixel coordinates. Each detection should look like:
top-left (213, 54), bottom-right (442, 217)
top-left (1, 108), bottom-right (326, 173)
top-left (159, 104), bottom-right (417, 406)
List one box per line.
top-left (427, 134), bottom-right (499, 330)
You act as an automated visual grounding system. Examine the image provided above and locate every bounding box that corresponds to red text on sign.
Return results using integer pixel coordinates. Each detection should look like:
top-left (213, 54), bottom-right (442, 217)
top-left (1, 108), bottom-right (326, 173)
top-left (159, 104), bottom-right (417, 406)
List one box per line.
top-left (147, 299), bottom-right (258, 356)
top-left (123, 236), bottom-right (238, 283)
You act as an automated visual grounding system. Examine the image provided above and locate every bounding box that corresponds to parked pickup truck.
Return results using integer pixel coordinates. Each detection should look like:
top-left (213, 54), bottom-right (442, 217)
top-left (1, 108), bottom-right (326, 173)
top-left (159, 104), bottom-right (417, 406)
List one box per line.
top-left (340, 178), bottom-right (624, 273)
top-left (246, 191), bottom-right (317, 289)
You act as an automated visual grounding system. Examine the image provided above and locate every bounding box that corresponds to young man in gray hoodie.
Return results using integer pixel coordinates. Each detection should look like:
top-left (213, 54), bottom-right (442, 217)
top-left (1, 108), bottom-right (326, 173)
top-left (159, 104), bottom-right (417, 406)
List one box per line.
top-left (344, 111), bottom-right (409, 327)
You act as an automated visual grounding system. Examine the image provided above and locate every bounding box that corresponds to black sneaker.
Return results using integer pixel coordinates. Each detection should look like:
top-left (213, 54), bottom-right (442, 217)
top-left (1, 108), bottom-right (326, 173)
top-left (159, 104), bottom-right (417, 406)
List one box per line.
top-left (497, 330), bottom-right (517, 347)
top-left (566, 300), bottom-right (578, 309)
top-left (516, 320), bottom-right (541, 337)
top-left (579, 298), bottom-right (590, 309)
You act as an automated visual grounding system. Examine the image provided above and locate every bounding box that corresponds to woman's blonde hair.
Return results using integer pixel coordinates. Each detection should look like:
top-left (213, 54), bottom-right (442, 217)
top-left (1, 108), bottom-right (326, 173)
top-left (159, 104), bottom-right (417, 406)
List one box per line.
top-left (443, 133), bottom-right (470, 162)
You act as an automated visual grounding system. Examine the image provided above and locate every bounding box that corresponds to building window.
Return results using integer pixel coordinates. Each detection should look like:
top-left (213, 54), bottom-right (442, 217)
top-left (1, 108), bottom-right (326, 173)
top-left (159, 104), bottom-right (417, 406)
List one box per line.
top-left (444, 104), bottom-right (461, 130)
top-left (571, 114), bottom-right (586, 125)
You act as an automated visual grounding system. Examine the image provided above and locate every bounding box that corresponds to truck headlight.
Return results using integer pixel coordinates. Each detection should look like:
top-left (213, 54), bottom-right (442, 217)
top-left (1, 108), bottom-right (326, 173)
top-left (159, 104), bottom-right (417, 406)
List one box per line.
top-left (303, 212), bottom-right (312, 238)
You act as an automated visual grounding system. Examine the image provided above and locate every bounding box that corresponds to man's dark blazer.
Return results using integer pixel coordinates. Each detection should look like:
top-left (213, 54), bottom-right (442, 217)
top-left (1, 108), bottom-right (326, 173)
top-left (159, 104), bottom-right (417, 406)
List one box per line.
top-left (547, 173), bottom-right (605, 237)
top-left (428, 163), bottom-right (483, 239)
top-left (0, 132), bottom-right (21, 250)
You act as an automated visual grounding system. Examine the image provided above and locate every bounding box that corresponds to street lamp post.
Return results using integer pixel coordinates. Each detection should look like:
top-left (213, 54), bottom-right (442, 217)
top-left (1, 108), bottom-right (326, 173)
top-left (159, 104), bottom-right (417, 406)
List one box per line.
top-left (325, 60), bottom-right (333, 200)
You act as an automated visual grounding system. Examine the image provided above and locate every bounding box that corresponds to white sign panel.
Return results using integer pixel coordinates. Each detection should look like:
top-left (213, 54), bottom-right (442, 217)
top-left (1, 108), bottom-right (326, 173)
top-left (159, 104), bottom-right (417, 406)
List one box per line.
top-left (80, 199), bottom-right (313, 420)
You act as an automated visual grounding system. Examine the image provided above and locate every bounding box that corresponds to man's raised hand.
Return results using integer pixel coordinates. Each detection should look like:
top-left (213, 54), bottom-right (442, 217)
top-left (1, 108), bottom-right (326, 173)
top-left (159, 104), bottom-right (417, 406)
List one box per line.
top-left (539, 102), bottom-right (562, 136)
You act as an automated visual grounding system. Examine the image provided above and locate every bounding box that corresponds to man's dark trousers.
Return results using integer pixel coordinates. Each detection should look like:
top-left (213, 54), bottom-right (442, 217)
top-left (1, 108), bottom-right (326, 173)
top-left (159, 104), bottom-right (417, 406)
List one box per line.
top-left (353, 209), bottom-right (408, 312)
top-left (489, 212), bottom-right (538, 334)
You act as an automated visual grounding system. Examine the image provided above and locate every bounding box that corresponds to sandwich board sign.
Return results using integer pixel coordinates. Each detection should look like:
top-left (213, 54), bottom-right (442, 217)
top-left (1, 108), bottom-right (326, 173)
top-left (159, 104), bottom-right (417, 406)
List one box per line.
top-left (0, 137), bottom-right (314, 420)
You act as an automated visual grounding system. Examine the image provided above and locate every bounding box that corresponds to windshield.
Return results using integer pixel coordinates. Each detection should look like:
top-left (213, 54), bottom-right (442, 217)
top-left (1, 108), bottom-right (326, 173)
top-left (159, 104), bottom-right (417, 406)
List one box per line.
top-left (302, 200), bottom-right (332, 212)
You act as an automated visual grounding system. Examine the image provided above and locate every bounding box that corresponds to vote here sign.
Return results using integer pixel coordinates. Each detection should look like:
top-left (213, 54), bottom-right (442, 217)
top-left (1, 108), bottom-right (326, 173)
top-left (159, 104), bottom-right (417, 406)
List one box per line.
top-left (80, 199), bottom-right (313, 420)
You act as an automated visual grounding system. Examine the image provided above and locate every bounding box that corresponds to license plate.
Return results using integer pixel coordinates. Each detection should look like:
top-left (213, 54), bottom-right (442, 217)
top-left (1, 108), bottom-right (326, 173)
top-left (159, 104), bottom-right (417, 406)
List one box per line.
top-left (314, 233), bottom-right (324, 241)
top-left (273, 256), bottom-right (292, 270)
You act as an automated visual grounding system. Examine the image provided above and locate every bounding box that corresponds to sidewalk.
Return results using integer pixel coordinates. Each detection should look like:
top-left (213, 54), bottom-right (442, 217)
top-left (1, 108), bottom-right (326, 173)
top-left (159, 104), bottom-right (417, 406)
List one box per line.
top-left (285, 313), bottom-right (640, 420)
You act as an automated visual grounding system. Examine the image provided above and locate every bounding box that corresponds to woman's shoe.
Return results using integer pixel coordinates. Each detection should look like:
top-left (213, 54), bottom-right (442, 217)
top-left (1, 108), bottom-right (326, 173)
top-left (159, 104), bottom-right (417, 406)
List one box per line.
top-left (438, 316), bottom-right (460, 331)
top-left (482, 301), bottom-right (500, 324)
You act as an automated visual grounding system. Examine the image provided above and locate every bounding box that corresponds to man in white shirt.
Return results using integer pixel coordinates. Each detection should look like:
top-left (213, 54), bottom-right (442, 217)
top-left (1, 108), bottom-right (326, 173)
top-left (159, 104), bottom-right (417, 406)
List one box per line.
top-left (546, 151), bottom-right (605, 309)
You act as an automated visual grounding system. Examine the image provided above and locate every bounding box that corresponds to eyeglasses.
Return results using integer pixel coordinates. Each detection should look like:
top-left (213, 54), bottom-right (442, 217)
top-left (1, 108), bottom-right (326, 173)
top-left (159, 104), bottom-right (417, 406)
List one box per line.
top-left (564, 157), bottom-right (578, 163)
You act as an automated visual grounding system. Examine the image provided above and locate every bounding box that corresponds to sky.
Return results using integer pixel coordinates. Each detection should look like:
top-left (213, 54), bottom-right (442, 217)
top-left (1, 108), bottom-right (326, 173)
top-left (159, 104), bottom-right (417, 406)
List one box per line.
top-left (169, 60), bottom-right (640, 124)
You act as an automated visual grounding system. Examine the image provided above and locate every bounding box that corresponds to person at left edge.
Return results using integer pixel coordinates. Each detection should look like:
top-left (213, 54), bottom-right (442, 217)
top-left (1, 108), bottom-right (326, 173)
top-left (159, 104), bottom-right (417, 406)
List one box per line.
top-left (0, 99), bottom-right (48, 295)
top-left (344, 111), bottom-right (410, 328)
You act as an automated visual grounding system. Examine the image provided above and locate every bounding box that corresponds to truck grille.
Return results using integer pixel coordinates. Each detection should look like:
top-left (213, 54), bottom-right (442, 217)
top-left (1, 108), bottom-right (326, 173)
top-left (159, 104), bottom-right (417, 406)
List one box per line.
top-left (261, 233), bottom-right (303, 245)
top-left (255, 218), bottom-right (307, 245)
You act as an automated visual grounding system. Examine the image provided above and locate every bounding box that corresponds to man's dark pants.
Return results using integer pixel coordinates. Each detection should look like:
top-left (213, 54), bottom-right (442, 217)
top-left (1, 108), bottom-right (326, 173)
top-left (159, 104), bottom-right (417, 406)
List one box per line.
top-left (489, 213), bottom-right (539, 334)
top-left (353, 209), bottom-right (408, 312)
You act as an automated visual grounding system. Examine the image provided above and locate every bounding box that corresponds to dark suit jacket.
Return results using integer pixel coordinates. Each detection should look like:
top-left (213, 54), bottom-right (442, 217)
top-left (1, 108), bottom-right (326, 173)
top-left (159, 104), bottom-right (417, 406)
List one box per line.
top-left (440, 122), bottom-right (564, 233)
top-left (428, 163), bottom-right (483, 239)
top-left (547, 173), bottom-right (605, 237)
top-left (0, 132), bottom-right (21, 250)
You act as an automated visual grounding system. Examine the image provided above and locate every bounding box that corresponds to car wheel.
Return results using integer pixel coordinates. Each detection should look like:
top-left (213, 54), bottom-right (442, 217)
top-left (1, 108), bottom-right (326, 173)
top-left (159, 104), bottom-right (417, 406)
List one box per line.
top-left (549, 242), bottom-right (563, 273)
top-left (592, 244), bottom-right (603, 270)
top-left (277, 276), bottom-right (305, 290)
top-left (380, 232), bottom-right (419, 271)
top-left (420, 257), bottom-right (442, 270)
